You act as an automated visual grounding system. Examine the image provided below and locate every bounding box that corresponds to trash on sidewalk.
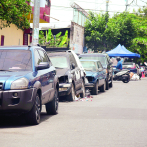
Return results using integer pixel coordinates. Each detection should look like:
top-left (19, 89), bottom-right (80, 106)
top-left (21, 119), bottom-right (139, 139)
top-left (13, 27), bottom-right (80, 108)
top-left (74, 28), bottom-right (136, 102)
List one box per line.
top-left (74, 89), bottom-right (93, 102)
top-left (129, 72), bottom-right (134, 79)
top-left (130, 74), bottom-right (140, 81)
top-left (80, 97), bottom-right (93, 101)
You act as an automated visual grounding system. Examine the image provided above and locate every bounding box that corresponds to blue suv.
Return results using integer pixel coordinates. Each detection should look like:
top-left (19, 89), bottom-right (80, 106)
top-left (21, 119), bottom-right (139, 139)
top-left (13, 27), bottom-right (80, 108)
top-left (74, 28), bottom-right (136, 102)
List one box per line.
top-left (0, 45), bottom-right (59, 125)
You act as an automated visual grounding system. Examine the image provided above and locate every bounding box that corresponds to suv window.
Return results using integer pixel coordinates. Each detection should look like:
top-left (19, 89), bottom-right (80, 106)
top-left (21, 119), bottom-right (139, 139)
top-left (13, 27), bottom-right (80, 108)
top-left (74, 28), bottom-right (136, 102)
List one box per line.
top-left (69, 53), bottom-right (77, 67)
top-left (38, 49), bottom-right (49, 63)
top-left (34, 50), bottom-right (42, 65)
top-left (0, 50), bottom-right (32, 71)
top-left (98, 61), bottom-right (103, 69)
top-left (97, 62), bottom-right (99, 68)
top-left (106, 55), bottom-right (110, 64)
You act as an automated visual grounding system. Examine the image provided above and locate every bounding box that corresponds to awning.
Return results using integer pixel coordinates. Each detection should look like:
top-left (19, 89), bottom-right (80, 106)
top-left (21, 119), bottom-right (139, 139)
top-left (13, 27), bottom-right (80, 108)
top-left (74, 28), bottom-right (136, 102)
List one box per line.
top-left (106, 44), bottom-right (140, 58)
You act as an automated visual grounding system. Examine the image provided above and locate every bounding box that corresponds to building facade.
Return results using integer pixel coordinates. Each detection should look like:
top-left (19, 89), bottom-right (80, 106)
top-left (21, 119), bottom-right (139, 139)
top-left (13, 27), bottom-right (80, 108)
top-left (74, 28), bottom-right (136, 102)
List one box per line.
top-left (0, 0), bottom-right (51, 46)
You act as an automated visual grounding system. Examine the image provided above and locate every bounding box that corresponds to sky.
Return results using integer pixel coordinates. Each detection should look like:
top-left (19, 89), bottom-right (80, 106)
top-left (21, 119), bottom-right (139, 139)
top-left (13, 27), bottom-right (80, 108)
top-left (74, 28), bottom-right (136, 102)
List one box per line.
top-left (50, 0), bottom-right (147, 23)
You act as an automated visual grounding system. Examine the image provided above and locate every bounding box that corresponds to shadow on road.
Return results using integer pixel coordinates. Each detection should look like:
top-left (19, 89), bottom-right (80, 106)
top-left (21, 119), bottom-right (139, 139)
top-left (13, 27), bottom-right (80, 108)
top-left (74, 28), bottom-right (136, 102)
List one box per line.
top-left (0, 112), bottom-right (53, 128)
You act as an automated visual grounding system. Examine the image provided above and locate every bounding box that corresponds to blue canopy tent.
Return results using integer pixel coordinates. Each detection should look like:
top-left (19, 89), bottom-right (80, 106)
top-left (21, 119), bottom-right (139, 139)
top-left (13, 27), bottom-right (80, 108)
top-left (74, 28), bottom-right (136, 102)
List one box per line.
top-left (106, 44), bottom-right (140, 58)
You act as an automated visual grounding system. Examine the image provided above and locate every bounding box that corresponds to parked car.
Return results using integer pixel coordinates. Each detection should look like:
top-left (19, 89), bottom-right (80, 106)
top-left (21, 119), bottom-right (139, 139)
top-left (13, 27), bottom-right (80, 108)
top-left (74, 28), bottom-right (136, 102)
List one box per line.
top-left (122, 62), bottom-right (138, 73)
top-left (144, 66), bottom-right (147, 77)
top-left (69, 50), bottom-right (86, 79)
top-left (0, 45), bottom-right (59, 125)
top-left (47, 51), bottom-right (85, 101)
top-left (80, 59), bottom-right (106, 95)
top-left (79, 53), bottom-right (113, 90)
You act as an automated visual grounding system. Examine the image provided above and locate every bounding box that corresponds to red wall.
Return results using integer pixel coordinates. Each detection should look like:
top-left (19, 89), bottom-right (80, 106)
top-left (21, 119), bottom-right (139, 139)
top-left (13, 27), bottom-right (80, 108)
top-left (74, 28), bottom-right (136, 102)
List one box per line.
top-left (31, 5), bottom-right (50, 23)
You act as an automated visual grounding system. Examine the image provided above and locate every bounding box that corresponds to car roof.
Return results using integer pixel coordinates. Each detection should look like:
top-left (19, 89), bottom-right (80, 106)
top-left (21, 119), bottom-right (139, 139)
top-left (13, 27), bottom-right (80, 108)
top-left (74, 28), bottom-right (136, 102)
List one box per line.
top-left (47, 51), bottom-right (69, 57)
top-left (79, 53), bottom-right (105, 57)
top-left (80, 59), bottom-right (100, 62)
top-left (0, 45), bottom-right (29, 50)
top-left (0, 45), bottom-right (43, 51)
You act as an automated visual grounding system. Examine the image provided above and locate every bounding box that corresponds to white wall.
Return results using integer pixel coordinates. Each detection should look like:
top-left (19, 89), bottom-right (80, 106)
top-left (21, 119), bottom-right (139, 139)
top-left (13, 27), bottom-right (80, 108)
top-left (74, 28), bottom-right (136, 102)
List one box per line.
top-left (30, 0), bottom-right (46, 7)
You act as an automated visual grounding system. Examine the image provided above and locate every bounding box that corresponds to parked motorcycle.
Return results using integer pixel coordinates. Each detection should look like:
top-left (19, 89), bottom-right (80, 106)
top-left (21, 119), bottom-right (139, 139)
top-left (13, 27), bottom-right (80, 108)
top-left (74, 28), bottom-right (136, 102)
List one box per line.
top-left (113, 68), bottom-right (130, 83)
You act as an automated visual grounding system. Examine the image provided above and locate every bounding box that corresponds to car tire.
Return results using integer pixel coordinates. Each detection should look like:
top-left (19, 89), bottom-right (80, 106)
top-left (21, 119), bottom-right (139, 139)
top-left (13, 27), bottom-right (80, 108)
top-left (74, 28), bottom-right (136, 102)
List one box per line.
top-left (46, 89), bottom-right (59, 115)
top-left (109, 77), bottom-right (113, 88)
top-left (100, 80), bottom-right (106, 92)
top-left (80, 80), bottom-right (85, 98)
top-left (66, 83), bottom-right (75, 101)
top-left (91, 81), bottom-right (98, 95)
top-left (26, 94), bottom-right (41, 125)
top-left (106, 79), bottom-right (109, 90)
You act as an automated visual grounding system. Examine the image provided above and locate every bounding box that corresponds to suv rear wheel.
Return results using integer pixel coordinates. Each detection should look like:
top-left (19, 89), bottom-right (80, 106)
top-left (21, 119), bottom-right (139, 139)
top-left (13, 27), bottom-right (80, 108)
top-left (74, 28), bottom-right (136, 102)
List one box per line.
top-left (91, 81), bottom-right (98, 95)
top-left (106, 79), bottom-right (109, 90)
top-left (109, 77), bottom-right (113, 88)
top-left (26, 94), bottom-right (41, 125)
top-left (67, 83), bottom-right (75, 101)
top-left (100, 80), bottom-right (106, 92)
top-left (80, 80), bottom-right (85, 98)
top-left (46, 89), bottom-right (59, 115)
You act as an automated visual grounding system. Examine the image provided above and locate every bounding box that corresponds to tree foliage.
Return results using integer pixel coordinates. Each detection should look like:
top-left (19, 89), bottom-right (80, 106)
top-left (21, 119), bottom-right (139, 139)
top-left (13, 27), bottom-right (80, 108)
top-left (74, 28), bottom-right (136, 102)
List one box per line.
top-left (84, 6), bottom-right (147, 62)
top-left (84, 12), bottom-right (109, 52)
top-left (39, 29), bottom-right (69, 48)
top-left (0, 0), bottom-right (31, 30)
top-left (105, 12), bottom-right (138, 47)
top-left (129, 7), bottom-right (147, 62)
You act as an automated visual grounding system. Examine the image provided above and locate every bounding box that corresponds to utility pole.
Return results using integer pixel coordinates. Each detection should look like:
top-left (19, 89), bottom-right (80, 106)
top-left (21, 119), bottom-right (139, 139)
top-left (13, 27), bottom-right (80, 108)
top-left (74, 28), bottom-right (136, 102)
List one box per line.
top-left (125, 0), bottom-right (128, 11)
top-left (105, 0), bottom-right (109, 28)
top-left (106, 0), bottom-right (109, 13)
top-left (32, 0), bottom-right (40, 45)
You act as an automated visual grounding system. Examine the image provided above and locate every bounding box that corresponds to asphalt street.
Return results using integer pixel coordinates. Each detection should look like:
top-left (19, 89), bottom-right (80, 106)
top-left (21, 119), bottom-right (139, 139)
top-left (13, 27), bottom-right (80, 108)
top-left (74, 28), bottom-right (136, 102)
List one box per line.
top-left (0, 78), bottom-right (147, 147)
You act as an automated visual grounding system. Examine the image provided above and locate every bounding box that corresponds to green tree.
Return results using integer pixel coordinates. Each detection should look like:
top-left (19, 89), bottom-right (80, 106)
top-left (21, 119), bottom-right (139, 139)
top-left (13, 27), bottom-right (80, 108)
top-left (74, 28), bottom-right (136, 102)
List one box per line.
top-left (84, 8), bottom-right (147, 61)
top-left (84, 12), bottom-right (109, 52)
top-left (106, 12), bottom-right (139, 49)
top-left (0, 0), bottom-right (31, 30)
top-left (129, 6), bottom-right (147, 62)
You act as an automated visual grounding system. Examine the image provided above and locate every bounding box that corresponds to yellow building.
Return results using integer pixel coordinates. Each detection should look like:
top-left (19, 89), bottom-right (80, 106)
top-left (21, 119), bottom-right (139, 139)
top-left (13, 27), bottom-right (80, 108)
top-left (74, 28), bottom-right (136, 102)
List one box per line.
top-left (0, 22), bottom-right (25, 46)
top-left (0, 0), bottom-right (51, 46)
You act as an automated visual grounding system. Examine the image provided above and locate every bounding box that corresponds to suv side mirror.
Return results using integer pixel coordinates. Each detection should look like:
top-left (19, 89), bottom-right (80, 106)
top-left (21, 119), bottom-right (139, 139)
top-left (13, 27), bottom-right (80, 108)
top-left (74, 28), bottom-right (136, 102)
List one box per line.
top-left (36, 62), bottom-right (49, 70)
top-left (109, 62), bottom-right (113, 65)
top-left (71, 63), bottom-right (75, 70)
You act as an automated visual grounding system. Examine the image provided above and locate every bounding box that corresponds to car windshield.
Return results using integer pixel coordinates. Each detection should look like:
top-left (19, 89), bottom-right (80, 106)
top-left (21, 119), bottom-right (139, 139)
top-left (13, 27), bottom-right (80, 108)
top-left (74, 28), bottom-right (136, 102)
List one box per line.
top-left (50, 56), bottom-right (69, 68)
top-left (80, 56), bottom-right (106, 65)
top-left (81, 61), bottom-right (97, 71)
top-left (0, 50), bottom-right (32, 71)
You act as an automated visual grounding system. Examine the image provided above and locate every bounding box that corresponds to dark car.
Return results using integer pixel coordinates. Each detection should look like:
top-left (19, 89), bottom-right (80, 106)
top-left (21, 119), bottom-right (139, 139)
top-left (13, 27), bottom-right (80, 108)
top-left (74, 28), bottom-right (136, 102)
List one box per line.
top-left (0, 45), bottom-right (59, 125)
top-left (79, 53), bottom-right (113, 90)
top-left (47, 51), bottom-right (85, 101)
top-left (80, 59), bottom-right (106, 95)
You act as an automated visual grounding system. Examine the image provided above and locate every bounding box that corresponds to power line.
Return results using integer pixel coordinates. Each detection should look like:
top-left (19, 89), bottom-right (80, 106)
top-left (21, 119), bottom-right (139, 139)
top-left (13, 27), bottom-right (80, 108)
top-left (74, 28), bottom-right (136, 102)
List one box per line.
top-left (69, 0), bottom-right (146, 7)
top-left (51, 7), bottom-right (144, 16)
top-left (51, 4), bottom-right (145, 12)
top-left (140, 0), bottom-right (147, 4)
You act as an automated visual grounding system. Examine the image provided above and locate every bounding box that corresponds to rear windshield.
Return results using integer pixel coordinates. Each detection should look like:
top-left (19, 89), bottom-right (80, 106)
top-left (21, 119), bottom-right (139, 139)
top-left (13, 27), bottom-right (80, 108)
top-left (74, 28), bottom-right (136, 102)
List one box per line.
top-left (122, 62), bottom-right (135, 68)
top-left (79, 56), bottom-right (107, 65)
top-left (50, 56), bottom-right (69, 68)
top-left (0, 50), bottom-right (32, 71)
top-left (123, 62), bottom-right (133, 65)
top-left (81, 61), bottom-right (97, 71)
